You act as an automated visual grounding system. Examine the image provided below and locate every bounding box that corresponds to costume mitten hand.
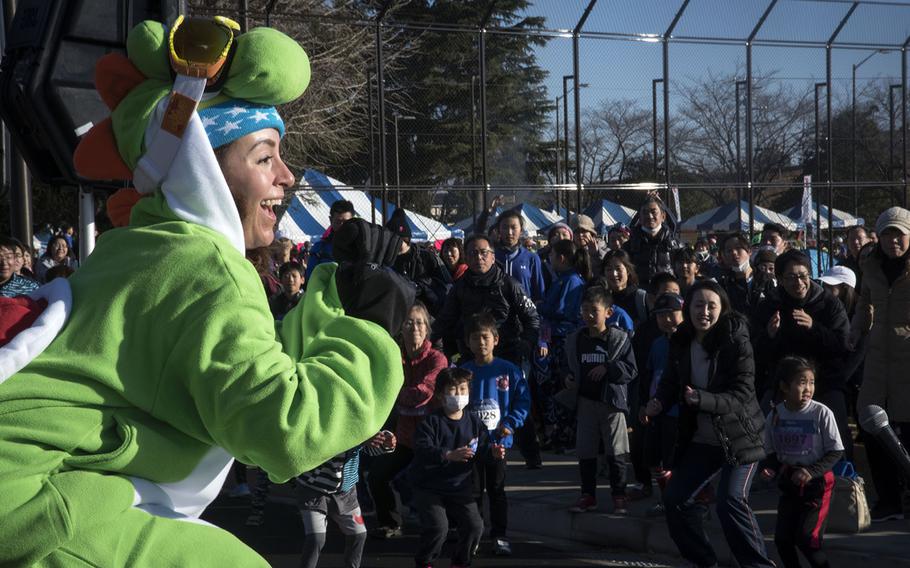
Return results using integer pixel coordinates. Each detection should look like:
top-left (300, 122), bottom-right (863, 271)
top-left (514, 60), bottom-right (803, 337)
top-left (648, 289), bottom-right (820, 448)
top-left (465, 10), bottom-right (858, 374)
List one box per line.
top-left (332, 218), bottom-right (400, 266)
top-left (333, 219), bottom-right (415, 333)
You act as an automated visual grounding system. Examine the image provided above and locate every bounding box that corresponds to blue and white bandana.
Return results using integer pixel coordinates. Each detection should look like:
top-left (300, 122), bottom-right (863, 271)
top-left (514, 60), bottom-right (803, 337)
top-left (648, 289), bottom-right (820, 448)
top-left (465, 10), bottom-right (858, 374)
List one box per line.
top-left (198, 100), bottom-right (285, 149)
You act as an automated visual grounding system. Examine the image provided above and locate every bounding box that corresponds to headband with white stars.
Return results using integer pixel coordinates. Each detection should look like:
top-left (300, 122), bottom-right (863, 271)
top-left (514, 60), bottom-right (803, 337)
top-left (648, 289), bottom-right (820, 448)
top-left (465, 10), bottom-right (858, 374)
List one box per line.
top-left (198, 100), bottom-right (286, 149)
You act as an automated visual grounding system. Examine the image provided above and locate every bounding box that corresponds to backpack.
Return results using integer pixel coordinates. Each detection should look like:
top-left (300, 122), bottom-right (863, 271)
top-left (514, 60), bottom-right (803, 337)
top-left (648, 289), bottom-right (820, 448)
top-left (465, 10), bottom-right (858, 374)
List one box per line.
top-left (827, 461), bottom-right (871, 534)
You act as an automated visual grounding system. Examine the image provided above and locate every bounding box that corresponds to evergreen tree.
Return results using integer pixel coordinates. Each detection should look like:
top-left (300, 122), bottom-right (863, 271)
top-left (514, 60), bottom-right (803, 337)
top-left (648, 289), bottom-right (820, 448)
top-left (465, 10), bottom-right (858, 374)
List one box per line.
top-left (385, 0), bottom-right (551, 215)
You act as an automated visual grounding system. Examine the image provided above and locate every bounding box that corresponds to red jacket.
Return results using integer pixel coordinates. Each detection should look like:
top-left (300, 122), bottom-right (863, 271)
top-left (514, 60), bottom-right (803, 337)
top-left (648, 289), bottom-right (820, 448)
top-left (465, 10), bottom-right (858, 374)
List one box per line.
top-left (396, 340), bottom-right (447, 448)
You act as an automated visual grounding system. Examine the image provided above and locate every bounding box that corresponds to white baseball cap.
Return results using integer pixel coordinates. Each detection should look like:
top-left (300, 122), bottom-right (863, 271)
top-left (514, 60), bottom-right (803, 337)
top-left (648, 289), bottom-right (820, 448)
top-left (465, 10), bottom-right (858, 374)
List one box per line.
top-left (819, 265), bottom-right (856, 289)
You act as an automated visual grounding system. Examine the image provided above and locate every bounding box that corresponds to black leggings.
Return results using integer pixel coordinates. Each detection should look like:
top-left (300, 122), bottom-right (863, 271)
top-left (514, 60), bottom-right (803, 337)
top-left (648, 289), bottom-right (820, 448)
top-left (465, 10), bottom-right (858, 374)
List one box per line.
top-left (774, 472), bottom-right (835, 568)
top-left (367, 445), bottom-right (414, 529)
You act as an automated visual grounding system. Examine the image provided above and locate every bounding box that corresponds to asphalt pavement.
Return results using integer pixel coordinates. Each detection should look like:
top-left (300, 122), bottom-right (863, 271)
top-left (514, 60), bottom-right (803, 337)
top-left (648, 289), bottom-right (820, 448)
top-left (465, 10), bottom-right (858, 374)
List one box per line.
top-left (204, 475), bottom-right (679, 567)
top-left (208, 442), bottom-right (910, 567)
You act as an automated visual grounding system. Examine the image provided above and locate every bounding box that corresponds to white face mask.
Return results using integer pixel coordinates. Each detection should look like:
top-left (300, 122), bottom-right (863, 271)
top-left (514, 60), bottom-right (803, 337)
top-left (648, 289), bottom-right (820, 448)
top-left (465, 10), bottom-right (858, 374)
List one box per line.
top-left (640, 224), bottom-right (661, 235)
top-left (443, 394), bottom-right (469, 413)
top-left (695, 250), bottom-right (710, 262)
top-left (731, 260), bottom-right (750, 274)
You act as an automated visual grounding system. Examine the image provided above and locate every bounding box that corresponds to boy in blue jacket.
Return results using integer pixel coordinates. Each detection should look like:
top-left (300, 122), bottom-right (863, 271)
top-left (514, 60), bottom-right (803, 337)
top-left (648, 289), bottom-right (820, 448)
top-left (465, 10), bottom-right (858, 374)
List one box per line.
top-left (460, 312), bottom-right (531, 557)
top-left (494, 209), bottom-right (546, 303)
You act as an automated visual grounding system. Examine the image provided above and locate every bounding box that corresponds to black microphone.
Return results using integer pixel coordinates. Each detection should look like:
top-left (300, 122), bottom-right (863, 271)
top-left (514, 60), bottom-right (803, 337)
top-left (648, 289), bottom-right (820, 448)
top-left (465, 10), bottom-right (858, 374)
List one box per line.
top-left (860, 405), bottom-right (910, 482)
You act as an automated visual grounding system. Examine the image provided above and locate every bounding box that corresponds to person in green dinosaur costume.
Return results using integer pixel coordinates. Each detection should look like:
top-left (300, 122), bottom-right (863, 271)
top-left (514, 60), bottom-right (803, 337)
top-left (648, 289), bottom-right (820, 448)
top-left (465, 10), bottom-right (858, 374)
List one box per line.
top-left (0, 18), bottom-right (411, 567)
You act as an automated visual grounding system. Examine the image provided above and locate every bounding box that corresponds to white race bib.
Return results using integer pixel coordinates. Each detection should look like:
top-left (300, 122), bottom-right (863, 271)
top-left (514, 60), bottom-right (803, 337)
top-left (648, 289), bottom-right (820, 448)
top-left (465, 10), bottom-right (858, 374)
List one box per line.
top-left (472, 399), bottom-right (501, 431)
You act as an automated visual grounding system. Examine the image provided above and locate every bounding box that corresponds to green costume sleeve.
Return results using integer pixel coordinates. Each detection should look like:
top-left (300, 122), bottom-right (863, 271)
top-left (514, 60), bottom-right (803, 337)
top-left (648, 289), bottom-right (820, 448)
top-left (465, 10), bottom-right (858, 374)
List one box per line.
top-left (163, 261), bottom-right (402, 483)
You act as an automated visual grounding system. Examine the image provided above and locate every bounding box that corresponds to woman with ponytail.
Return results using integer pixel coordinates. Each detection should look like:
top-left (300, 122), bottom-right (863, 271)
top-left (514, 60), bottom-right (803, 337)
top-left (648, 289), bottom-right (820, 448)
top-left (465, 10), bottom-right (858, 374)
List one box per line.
top-left (535, 239), bottom-right (591, 450)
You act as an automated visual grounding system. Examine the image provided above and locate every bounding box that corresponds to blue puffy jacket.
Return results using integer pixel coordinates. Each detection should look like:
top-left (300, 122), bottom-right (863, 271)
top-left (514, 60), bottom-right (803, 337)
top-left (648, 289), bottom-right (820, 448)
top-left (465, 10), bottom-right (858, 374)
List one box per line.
top-left (496, 245), bottom-right (546, 303)
top-left (538, 269), bottom-right (585, 338)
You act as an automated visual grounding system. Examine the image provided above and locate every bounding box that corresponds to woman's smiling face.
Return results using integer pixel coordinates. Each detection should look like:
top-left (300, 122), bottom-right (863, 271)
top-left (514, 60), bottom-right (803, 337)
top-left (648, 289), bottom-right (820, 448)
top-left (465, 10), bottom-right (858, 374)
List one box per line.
top-left (219, 129), bottom-right (295, 250)
top-left (689, 288), bottom-right (722, 334)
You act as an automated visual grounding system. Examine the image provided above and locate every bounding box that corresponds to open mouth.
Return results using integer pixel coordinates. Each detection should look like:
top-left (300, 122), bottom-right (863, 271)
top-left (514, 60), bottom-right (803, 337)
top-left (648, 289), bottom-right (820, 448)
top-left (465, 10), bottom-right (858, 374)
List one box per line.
top-left (260, 198), bottom-right (282, 221)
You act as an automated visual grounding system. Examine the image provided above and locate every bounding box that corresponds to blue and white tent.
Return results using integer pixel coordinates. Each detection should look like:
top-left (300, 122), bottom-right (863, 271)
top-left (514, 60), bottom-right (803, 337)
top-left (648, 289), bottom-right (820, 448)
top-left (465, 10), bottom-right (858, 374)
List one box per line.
top-left (452, 203), bottom-right (564, 236)
top-left (681, 201), bottom-right (798, 232)
top-left (277, 169), bottom-right (462, 243)
top-left (781, 202), bottom-right (864, 230)
top-left (583, 199), bottom-right (637, 233)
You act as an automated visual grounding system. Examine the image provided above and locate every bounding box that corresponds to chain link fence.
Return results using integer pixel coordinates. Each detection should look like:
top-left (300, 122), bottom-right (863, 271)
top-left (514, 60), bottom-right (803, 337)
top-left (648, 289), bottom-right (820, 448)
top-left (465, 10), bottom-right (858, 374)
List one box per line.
top-left (188, 0), bottom-right (910, 242)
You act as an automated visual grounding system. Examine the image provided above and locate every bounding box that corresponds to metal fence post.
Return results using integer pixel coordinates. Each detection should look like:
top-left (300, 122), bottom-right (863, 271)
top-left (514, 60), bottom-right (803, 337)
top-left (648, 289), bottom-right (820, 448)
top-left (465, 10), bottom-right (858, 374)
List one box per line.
top-left (663, 2), bottom-right (689, 206)
top-left (652, 78), bottom-right (663, 181)
top-left (745, 0), bottom-right (778, 242)
top-left (903, 40), bottom-right (909, 207)
top-left (827, 3), bottom-right (857, 268)
top-left (375, 3), bottom-right (390, 224)
top-left (573, 1), bottom-right (598, 213)
top-left (735, 79), bottom-right (746, 229)
top-left (814, 82), bottom-right (826, 275)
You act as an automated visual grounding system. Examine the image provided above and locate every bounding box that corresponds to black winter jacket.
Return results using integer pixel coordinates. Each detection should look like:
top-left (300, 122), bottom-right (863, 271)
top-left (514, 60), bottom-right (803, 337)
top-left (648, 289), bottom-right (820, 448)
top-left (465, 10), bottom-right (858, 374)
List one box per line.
top-left (392, 245), bottom-right (452, 315)
top-left (710, 266), bottom-right (776, 321)
top-left (753, 281), bottom-right (850, 395)
top-left (432, 265), bottom-right (540, 362)
top-left (655, 313), bottom-right (766, 465)
top-left (562, 326), bottom-right (638, 412)
top-left (623, 225), bottom-right (682, 284)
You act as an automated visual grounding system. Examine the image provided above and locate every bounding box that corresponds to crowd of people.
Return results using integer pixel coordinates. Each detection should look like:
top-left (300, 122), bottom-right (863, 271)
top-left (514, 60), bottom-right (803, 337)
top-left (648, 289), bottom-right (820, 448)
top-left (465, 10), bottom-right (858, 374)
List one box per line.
top-left (3, 194), bottom-right (909, 568)
top-left (0, 229), bottom-right (81, 298)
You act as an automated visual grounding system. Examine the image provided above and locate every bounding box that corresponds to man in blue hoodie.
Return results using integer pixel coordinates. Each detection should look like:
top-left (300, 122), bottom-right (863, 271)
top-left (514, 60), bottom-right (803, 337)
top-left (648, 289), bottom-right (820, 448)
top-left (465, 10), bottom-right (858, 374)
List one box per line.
top-left (495, 209), bottom-right (546, 303)
top-left (460, 312), bottom-right (531, 557)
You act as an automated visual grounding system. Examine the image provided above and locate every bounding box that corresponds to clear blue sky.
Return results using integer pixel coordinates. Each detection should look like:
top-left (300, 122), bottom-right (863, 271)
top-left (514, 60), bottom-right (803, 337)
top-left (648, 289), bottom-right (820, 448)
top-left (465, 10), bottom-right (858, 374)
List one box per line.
top-left (521, 0), bottom-right (910, 115)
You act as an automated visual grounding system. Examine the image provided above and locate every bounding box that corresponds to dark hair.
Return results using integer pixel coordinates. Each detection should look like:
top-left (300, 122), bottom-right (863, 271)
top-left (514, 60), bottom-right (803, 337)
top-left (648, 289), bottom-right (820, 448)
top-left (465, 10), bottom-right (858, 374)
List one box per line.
top-left (441, 237), bottom-right (464, 257)
top-left (639, 193), bottom-right (663, 213)
top-left (679, 279), bottom-right (734, 354)
top-left (551, 239), bottom-right (592, 281)
top-left (720, 232), bottom-right (750, 252)
top-left (826, 282), bottom-right (858, 317)
top-left (581, 285), bottom-right (614, 309)
top-left (246, 247), bottom-right (273, 276)
top-left (464, 233), bottom-right (492, 252)
top-left (648, 271), bottom-right (678, 295)
top-left (671, 247), bottom-right (697, 266)
top-left (602, 249), bottom-right (639, 289)
top-left (278, 261), bottom-right (304, 280)
top-left (329, 199), bottom-right (355, 218)
top-left (441, 237), bottom-right (466, 272)
top-left (846, 225), bottom-right (868, 240)
top-left (465, 311), bottom-right (499, 339)
top-left (774, 249), bottom-right (812, 279)
top-left (43, 236), bottom-right (70, 259)
top-left (434, 367), bottom-right (473, 396)
top-left (497, 209), bottom-right (524, 229)
top-left (0, 236), bottom-right (21, 252)
top-left (763, 222), bottom-right (790, 240)
top-left (775, 356), bottom-right (816, 387)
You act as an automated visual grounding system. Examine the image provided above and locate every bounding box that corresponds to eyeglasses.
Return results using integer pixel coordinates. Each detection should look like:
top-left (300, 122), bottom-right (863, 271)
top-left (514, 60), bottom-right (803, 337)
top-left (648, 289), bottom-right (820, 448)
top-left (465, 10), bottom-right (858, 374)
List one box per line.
top-left (403, 320), bottom-right (428, 328)
top-left (782, 273), bottom-right (811, 283)
top-left (468, 249), bottom-right (493, 258)
top-left (0, 252), bottom-right (22, 262)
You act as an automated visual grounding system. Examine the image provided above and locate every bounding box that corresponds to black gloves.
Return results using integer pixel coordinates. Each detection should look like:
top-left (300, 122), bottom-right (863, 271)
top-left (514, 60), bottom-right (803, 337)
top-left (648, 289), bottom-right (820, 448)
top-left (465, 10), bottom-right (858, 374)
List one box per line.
top-left (332, 219), bottom-right (416, 334)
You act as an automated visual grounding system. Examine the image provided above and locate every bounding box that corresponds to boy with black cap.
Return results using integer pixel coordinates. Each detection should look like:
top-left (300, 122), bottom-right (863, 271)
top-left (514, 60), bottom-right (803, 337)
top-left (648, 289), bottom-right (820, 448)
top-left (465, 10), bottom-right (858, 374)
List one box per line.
top-left (306, 199), bottom-right (355, 280)
top-left (386, 208), bottom-right (452, 314)
top-left (638, 292), bottom-right (685, 515)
